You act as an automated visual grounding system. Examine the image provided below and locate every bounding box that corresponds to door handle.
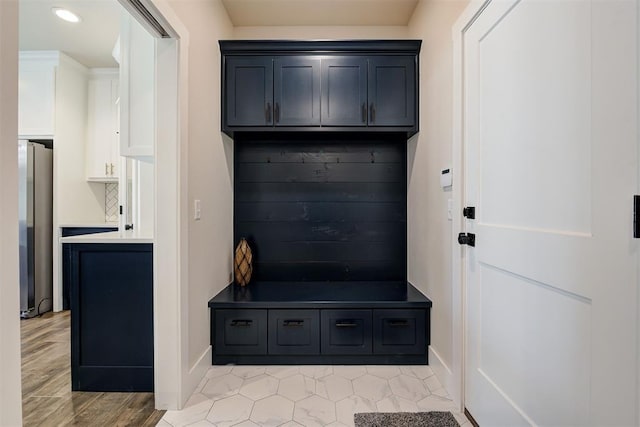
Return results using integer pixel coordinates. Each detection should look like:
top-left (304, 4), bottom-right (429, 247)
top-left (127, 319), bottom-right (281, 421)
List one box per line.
top-left (361, 103), bottom-right (367, 123)
top-left (110, 163), bottom-right (115, 176)
top-left (105, 163), bottom-right (109, 175)
top-left (458, 232), bottom-right (476, 247)
top-left (463, 207), bottom-right (476, 219)
top-left (266, 103), bottom-right (272, 123)
top-left (275, 103), bottom-right (280, 124)
top-left (370, 103), bottom-right (375, 123)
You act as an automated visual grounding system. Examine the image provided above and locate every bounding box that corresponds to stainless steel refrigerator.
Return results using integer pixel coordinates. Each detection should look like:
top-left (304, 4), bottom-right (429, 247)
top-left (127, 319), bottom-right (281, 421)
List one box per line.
top-left (19, 140), bottom-right (53, 318)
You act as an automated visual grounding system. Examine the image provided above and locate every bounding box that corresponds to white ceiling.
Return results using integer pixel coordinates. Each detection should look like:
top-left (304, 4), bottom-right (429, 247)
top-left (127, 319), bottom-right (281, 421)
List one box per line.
top-left (19, 0), bottom-right (122, 68)
top-left (18, 0), bottom-right (419, 69)
top-left (222, 0), bottom-right (419, 27)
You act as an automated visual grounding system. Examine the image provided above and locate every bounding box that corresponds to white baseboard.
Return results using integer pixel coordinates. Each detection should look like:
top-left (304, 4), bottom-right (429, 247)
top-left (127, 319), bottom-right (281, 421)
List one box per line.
top-left (182, 345), bottom-right (212, 406)
top-left (429, 346), bottom-right (461, 410)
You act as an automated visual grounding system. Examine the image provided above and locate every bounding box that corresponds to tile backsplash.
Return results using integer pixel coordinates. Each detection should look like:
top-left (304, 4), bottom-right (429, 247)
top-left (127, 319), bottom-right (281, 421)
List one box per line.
top-left (105, 183), bottom-right (119, 222)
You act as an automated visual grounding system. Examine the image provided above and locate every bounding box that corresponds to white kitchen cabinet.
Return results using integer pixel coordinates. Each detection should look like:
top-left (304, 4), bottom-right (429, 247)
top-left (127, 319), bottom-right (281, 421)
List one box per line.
top-left (18, 52), bottom-right (58, 137)
top-left (119, 12), bottom-right (155, 158)
top-left (86, 69), bottom-right (120, 182)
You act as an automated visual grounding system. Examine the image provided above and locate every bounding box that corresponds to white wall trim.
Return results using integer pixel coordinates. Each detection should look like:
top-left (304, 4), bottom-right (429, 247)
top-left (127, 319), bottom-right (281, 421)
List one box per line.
top-left (450, 0), bottom-right (492, 413)
top-left (186, 345), bottom-right (212, 394)
top-left (428, 346), bottom-right (456, 402)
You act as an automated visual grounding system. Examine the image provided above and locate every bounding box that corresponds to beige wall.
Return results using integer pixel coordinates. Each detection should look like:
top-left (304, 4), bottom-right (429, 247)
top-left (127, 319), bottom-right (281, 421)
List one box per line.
top-left (0, 0), bottom-right (23, 424)
top-left (168, 0), bottom-right (234, 371)
top-left (407, 0), bottom-right (468, 373)
top-left (234, 25), bottom-right (409, 39)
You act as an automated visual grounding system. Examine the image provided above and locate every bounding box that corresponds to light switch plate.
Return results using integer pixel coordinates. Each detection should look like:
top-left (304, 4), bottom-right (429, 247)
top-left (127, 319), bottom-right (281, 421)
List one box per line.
top-left (194, 199), bottom-right (201, 220)
top-left (441, 168), bottom-right (452, 188)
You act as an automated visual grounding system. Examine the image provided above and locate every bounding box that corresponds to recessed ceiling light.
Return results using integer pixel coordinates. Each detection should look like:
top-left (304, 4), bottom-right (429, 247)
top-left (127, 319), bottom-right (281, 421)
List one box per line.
top-left (52, 7), bottom-right (81, 23)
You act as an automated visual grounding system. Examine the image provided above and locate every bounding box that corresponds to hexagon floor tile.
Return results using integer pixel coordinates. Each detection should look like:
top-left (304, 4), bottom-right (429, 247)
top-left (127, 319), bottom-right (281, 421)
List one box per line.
top-left (160, 364), bottom-right (469, 427)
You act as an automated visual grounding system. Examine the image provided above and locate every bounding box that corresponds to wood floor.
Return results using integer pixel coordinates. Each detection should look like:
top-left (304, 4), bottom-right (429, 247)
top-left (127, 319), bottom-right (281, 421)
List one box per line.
top-left (21, 310), bottom-right (165, 426)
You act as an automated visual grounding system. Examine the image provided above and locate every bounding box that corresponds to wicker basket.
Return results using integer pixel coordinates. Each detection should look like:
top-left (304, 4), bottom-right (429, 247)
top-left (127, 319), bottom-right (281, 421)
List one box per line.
top-left (234, 238), bottom-right (253, 287)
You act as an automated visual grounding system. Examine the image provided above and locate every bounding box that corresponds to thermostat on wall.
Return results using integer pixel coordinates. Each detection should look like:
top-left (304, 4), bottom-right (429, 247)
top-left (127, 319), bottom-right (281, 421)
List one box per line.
top-left (441, 168), bottom-right (452, 188)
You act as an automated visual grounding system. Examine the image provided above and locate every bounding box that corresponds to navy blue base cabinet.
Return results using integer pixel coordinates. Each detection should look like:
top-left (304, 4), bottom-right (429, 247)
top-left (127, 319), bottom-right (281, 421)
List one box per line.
top-left (209, 281), bottom-right (431, 365)
top-left (61, 227), bottom-right (117, 310)
top-left (69, 243), bottom-right (153, 392)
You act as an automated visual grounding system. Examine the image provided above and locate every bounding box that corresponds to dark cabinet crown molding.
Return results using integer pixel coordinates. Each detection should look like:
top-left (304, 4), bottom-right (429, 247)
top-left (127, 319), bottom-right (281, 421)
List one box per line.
top-left (219, 39), bottom-right (422, 55)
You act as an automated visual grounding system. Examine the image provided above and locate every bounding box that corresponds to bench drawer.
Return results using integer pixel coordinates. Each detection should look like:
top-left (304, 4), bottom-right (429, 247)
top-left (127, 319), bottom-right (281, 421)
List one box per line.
top-left (215, 309), bottom-right (267, 355)
top-left (321, 309), bottom-right (372, 355)
top-left (373, 309), bottom-right (426, 354)
top-left (268, 309), bottom-right (320, 354)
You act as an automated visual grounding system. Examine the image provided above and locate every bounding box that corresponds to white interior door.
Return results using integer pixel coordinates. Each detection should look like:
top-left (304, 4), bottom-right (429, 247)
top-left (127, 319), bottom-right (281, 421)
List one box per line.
top-left (462, 0), bottom-right (638, 425)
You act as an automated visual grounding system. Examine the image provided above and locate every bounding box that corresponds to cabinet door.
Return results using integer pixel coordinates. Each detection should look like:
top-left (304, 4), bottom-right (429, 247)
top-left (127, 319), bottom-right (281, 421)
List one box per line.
top-left (321, 57), bottom-right (368, 126)
top-left (18, 57), bottom-right (56, 137)
top-left (86, 76), bottom-right (119, 182)
top-left (368, 56), bottom-right (416, 127)
top-left (119, 12), bottom-right (155, 158)
top-left (226, 57), bottom-right (274, 127)
top-left (274, 57), bottom-right (321, 126)
top-left (70, 243), bottom-right (154, 391)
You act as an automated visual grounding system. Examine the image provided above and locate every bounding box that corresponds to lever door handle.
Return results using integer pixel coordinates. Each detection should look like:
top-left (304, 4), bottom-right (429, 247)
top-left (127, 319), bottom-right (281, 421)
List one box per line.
top-left (458, 232), bottom-right (476, 247)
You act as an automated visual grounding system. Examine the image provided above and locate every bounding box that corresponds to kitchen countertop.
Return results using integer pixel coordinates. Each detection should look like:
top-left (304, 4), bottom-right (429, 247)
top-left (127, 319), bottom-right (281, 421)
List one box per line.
top-left (60, 230), bottom-right (153, 244)
top-left (58, 222), bottom-right (119, 228)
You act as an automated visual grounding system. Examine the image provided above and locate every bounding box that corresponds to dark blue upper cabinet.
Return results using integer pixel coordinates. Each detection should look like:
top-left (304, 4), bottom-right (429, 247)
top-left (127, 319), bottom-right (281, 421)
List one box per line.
top-left (321, 57), bottom-right (368, 126)
top-left (368, 56), bottom-right (416, 127)
top-left (225, 57), bottom-right (274, 126)
top-left (220, 40), bottom-right (421, 136)
top-left (274, 57), bottom-right (321, 126)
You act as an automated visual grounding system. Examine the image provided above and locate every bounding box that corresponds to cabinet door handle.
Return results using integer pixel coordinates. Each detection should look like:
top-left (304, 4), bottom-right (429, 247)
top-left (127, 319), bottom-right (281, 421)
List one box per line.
top-left (283, 319), bottom-right (304, 327)
top-left (370, 103), bottom-right (376, 123)
top-left (230, 319), bottom-right (253, 327)
top-left (110, 163), bottom-right (114, 176)
top-left (105, 163), bottom-right (109, 175)
top-left (361, 103), bottom-right (367, 123)
top-left (266, 102), bottom-right (272, 123)
top-left (335, 320), bottom-right (358, 328)
top-left (388, 319), bottom-right (410, 327)
top-left (275, 103), bottom-right (280, 124)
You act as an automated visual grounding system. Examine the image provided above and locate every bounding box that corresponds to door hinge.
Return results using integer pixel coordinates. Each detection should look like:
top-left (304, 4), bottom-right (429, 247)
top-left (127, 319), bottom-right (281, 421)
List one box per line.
top-left (635, 196), bottom-right (640, 238)
top-left (463, 206), bottom-right (476, 219)
top-left (458, 232), bottom-right (476, 247)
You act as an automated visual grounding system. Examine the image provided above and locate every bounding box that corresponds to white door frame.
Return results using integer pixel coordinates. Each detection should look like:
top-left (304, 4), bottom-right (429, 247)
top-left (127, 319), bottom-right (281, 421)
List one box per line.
top-left (115, 0), bottom-right (192, 410)
top-left (450, 0), bottom-right (491, 411)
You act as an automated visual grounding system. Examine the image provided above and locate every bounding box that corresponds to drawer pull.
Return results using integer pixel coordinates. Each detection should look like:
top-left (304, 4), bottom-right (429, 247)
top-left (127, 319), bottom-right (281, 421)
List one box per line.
top-left (230, 319), bottom-right (253, 327)
top-left (335, 320), bottom-right (358, 328)
top-left (388, 319), bottom-right (410, 327)
top-left (283, 320), bottom-right (304, 327)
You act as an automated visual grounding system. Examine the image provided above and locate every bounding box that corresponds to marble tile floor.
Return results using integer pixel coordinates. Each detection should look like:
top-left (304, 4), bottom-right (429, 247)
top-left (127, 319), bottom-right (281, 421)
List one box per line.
top-left (159, 365), bottom-right (471, 427)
